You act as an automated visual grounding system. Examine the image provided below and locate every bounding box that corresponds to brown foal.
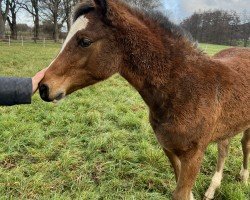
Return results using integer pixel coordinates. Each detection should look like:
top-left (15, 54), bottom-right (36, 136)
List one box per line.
top-left (39, 0), bottom-right (250, 199)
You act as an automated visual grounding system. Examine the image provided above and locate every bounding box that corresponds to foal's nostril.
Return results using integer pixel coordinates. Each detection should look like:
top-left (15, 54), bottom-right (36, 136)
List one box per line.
top-left (39, 84), bottom-right (51, 102)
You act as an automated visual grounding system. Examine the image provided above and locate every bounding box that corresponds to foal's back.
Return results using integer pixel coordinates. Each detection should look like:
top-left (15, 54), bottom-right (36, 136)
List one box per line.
top-left (214, 47), bottom-right (250, 76)
top-left (212, 47), bottom-right (250, 140)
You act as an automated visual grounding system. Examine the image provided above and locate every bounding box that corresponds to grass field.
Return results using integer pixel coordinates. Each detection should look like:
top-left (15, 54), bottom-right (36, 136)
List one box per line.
top-left (0, 42), bottom-right (249, 200)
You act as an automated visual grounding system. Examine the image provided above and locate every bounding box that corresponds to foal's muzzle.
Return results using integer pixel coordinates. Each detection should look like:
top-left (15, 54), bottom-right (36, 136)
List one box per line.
top-left (39, 84), bottom-right (51, 102)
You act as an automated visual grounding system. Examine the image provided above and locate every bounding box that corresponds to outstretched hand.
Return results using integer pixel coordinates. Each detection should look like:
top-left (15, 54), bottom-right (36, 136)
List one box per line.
top-left (32, 68), bottom-right (48, 94)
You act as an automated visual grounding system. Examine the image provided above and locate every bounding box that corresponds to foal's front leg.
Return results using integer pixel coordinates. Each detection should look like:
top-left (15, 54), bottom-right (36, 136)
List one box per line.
top-left (163, 148), bottom-right (181, 182)
top-left (173, 147), bottom-right (205, 200)
top-left (163, 149), bottom-right (195, 200)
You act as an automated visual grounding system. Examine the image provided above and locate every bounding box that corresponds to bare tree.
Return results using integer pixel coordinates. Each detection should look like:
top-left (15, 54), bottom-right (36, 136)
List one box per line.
top-left (7, 0), bottom-right (20, 39)
top-left (0, 0), bottom-right (10, 39)
top-left (181, 12), bottom-right (202, 41)
top-left (40, 0), bottom-right (64, 42)
top-left (228, 11), bottom-right (240, 46)
top-left (62, 0), bottom-right (78, 31)
top-left (123, 0), bottom-right (162, 10)
top-left (241, 10), bottom-right (250, 47)
top-left (18, 0), bottom-right (40, 42)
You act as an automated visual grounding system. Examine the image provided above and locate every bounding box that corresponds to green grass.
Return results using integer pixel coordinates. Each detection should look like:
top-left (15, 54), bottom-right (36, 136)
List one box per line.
top-left (199, 43), bottom-right (232, 56)
top-left (0, 42), bottom-right (249, 200)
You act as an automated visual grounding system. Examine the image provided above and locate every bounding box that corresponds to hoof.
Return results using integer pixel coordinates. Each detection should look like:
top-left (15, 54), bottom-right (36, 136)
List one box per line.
top-left (240, 168), bottom-right (249, 184)
top-left (203, 195), bottom-right (213, 200)
top-left (204, 190), bottom-right (215, 200)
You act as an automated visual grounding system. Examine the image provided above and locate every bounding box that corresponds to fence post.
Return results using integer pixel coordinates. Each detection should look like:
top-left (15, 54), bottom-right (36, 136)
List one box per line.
top-left (21, 36), bottom-right (24, 47)
top-left (8, 35), bottom-right (10, 46)
top-left (205, 45), bottom-right (208, 53)
top-left (43, 38), bottom-right (46, 47)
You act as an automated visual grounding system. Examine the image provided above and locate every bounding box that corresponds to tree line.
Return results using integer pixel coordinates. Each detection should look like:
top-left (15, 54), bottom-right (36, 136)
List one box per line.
top-left (0, 0), bottom-right (161, 42)
top-left (181, 10), bottom-right (250, 47)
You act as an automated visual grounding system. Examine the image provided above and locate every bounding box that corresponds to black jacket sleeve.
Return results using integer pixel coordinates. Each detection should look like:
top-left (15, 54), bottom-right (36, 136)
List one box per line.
top-left (0, 77), bottom-right (33, 106)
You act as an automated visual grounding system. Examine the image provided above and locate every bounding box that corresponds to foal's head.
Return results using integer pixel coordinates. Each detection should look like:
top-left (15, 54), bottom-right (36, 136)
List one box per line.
top-left (39, 0), bottom-right (121, 102)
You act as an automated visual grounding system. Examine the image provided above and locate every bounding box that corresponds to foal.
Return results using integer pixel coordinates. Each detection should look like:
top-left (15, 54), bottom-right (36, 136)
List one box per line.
top-left (39, 0), bottom-right (250, 199)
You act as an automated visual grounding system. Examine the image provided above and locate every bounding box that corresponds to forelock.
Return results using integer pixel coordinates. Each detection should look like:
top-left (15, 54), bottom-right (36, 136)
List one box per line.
top-left (73, 1), bottom-right (95, 22)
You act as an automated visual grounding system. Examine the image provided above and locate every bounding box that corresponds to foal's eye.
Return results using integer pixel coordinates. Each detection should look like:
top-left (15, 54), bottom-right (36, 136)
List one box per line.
top-left (79, 38), bottom-right (92, 48)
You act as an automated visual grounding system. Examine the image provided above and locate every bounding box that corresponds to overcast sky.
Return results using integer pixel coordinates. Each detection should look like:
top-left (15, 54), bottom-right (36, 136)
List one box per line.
top-left (17, 0), bottom-right (250, 26)
top-left (164, 0), bottom-right (250, 22)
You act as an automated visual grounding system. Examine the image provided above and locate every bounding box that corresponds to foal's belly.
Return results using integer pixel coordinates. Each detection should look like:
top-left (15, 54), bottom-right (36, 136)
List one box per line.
top-left (212, 98), bottom-right (250, 141)
top-left (212, 120), bottom-right (250, 142)
top-left (149, 115), bottom-right (210, 152)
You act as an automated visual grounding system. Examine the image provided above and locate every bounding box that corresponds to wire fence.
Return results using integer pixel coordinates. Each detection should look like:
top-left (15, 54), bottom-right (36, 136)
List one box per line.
top-left (1, 35), bottom-right (248, 49)
top-left (0, 36), bottom-right (64, 47)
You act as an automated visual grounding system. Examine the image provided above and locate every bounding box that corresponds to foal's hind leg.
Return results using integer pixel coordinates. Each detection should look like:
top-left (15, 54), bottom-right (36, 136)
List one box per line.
top-left (204, 139), bottom-right (229, 200)
top-left (240, 129), bottom-right (250, 184)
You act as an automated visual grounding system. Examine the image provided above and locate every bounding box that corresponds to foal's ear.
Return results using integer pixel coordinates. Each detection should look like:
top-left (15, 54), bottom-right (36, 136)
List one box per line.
top-left (93, 0), bottom-right (107, 17)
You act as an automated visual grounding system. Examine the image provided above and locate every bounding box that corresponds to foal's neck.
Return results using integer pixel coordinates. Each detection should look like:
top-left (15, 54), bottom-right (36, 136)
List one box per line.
top-left (112, 7), bottom-right (212, 113)
top-left (117, 13), bottom-right (206, 95)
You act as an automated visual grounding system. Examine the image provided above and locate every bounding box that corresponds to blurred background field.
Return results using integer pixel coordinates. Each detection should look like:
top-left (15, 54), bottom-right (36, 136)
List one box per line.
top-left (0, 42), bottom-right (249, 199)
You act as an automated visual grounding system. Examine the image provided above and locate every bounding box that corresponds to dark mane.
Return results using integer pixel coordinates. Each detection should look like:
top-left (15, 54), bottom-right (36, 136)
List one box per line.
top-left (121, 1), bottom-right (196, 44)
top-left (146, 10), bottom-right (195, 42)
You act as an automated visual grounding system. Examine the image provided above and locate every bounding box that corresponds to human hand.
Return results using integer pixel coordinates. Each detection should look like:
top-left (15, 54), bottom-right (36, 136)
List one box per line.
top-left (32, 68), bottom-right (48, 94)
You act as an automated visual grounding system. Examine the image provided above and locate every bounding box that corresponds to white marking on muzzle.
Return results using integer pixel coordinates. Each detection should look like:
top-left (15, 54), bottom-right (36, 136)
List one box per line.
top-left (48, 16), bottom-right (89, 68)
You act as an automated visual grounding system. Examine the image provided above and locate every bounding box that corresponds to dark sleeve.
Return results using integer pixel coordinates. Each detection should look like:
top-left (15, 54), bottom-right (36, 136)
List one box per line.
top-left (0, 77), bottom-right (33, 106)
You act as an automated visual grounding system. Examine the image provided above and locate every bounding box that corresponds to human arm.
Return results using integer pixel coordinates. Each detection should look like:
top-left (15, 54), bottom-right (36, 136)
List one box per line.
top-left (0, 77), bottom-right (32, 106)
top-left (0, 68), bottom-right (47, 106)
